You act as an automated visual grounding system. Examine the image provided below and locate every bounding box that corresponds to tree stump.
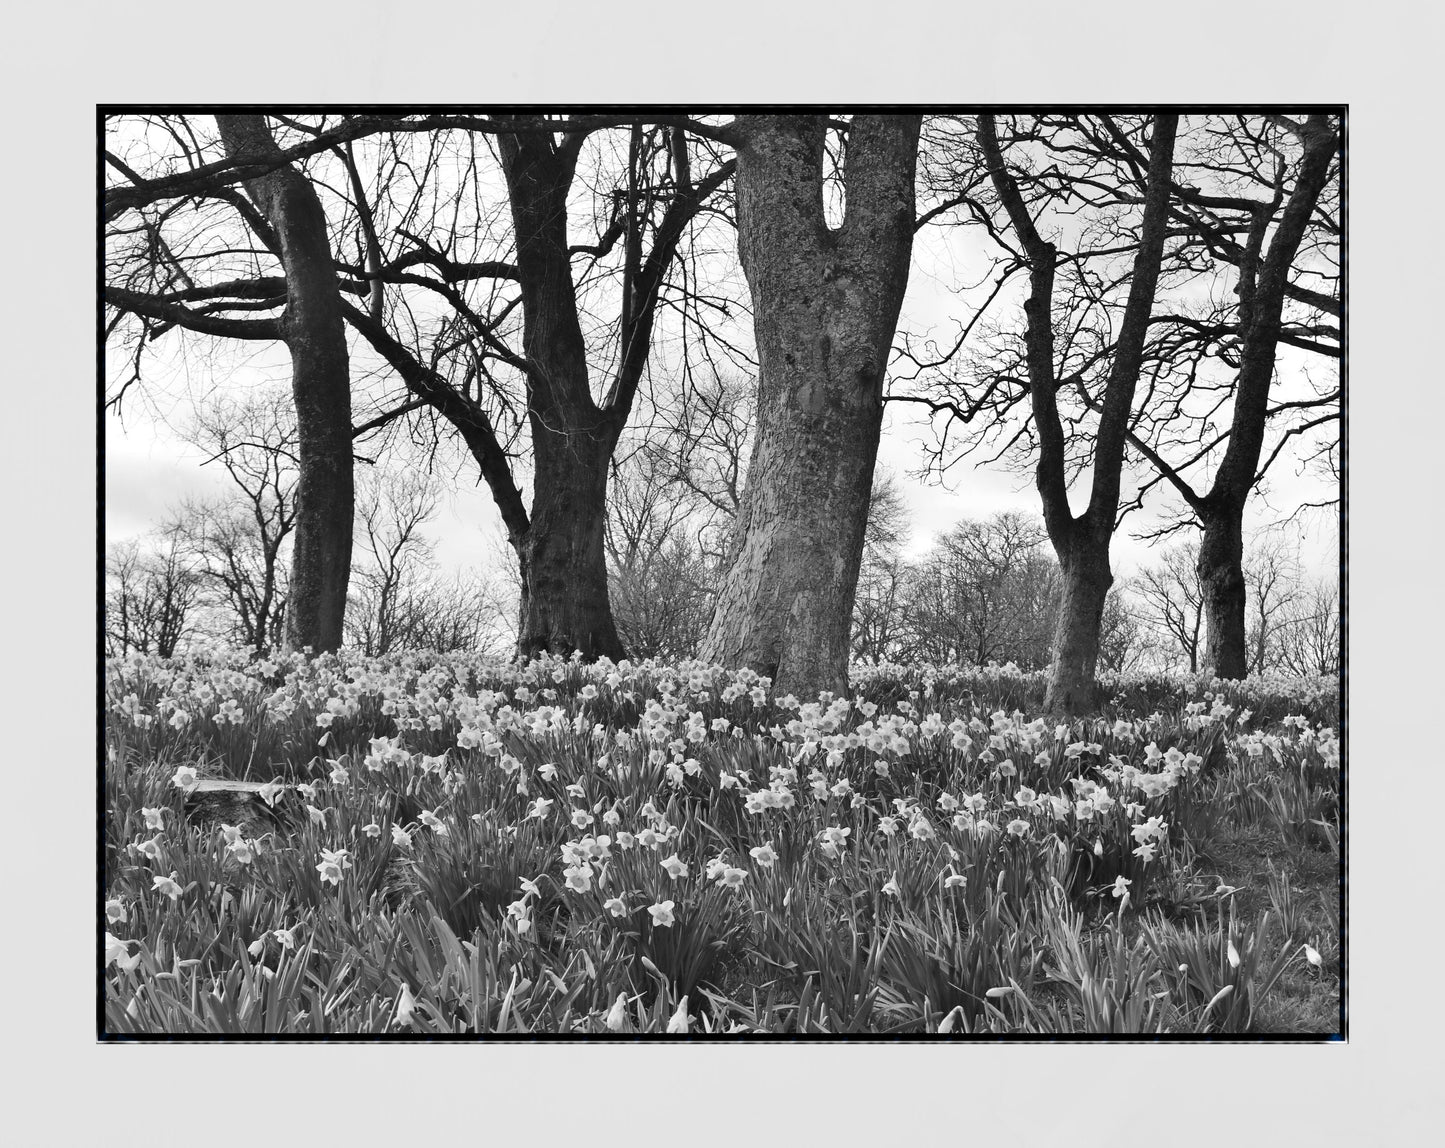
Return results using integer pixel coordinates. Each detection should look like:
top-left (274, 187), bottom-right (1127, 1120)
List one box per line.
top-left (184, 779), bottom-right (288, 838)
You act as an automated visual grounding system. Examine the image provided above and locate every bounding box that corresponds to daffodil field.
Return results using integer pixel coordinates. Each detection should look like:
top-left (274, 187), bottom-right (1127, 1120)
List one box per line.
top-left (103, 649), bottom-right (1342, 1035)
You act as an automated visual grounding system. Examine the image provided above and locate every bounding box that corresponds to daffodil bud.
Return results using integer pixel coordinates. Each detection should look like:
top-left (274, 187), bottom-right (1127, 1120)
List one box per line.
top-left (605, 993), bottom-right (628, 1032)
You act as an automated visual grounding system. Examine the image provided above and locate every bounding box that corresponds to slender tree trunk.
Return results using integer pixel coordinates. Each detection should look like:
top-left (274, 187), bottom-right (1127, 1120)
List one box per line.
top-left (701, 115), bottom-right (920, 699)
top-left (980, 113), bottom-right (1179, 714)
top-left (216, 115), bottom-right (352, 654)
top-left (1198, 506), bottom-right (1249, 678)
top-left (1191, 116), bottom-right (1337, 679)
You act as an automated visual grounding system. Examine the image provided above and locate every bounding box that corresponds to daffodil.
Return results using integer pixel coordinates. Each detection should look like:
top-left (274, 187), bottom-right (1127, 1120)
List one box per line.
top-left (647, 900), bottom-right (676, 927)
top-left (273, 925), bottom-right (300, 950)
top-left (105, 933), bottom-right (133, 969)
top-left (666, 996), bottom-right (690, 1034)
top-left (563, 863), bottom-right (594, 893)
top-left (393, 982), bottom-right (417, 1027)
top-left (660, 853), bottom-right (689, 880)
top-left (749, 842), bottom-right (778, 868)
top-left (170, 765), bottom-right (199, 791)
top-left (605, 993), bottom-right (629, 1031)
top-left (316, 848), bottom-right (352, 887)
top-left (152, 872), bottom-right (183, 900)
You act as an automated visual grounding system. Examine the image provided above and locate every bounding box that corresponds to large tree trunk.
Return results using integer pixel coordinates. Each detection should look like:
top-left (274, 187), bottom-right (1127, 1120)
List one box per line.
top-left (702, 115), bottom-right (920, 699)
top-left (216, 115), bottom-right (352, 654)
top-left (517, 430), bottom-right (625, 661)
top-left (1046, 538), bottom-right (1113, 714)
top-left (1198, 507), bottom-right (1249, 678)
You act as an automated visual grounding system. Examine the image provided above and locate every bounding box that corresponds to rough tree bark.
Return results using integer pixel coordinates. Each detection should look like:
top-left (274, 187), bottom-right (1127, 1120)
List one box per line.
top-left (701, 115), bottom-right (921, 699)
top-left (215, 115), bottom-right (353, 654)
top-left (487, 120), bottom-right (733, 661)
top-left (1194, 116), bottom-right (1339, 678)
top-left (980, 113), bottom-right (1178, 714)
top-left (497, 127), bottom-right (630, 661)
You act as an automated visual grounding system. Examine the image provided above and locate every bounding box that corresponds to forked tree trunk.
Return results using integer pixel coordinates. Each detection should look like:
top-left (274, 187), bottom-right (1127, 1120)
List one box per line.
top-left (499, 127), bottom-right (629, 663)
top-left (216, 115), bottom-right (352, 654)
top-left (1190, 116), bottom-right (1337, 680)
top-left (702, 115), bottom-right (920, 698)
top-left (979, 113), bottom-right (1179, 716)
top-left (1047, 539), bottom-right (1114, 714)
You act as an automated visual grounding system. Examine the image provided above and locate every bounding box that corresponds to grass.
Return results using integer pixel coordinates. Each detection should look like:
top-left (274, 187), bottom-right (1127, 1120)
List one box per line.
top-left (102, 648), bottom-right (1342, 1036)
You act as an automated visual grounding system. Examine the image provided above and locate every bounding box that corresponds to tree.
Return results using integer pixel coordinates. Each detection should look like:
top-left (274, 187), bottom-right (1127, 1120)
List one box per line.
top-left (344, 468), bottom-right (440, 657)
top-left (849, 471), bottom-right (912, 662)
top-left (104, 529), bottom-right (204, 658)
top-left (172, 389), bottom-right (299, 653)
top-left (105, 113), bottom-right (739, 663)
top-left (978, 113), bottom-right (1180, 712)
top-left (1134, 534), bottom-right (1304, 673)
top-left (894, 115), bottom-right (1336, 696)
top-left (1243, 540), bottom-right (1302, 674)
top-left (389, 571), bottom-right (515, 657)
top-left (340, 116), bottom-right (737, 661)
top-left (702, 114), bottom-right (922, 698)
top-left (604, 440), bottom-right (715, 660)
top-left (901, 512), bottom-right (1057, 668)
top-left (1135, 540), bottom-right (1208, 672)
top-left (213, 115), bottom-right (355, 652)
top-left (1275, 575), bottom-right (1340, 677)
top-left (1115, 115), bottom-right (1340, 678)
top-left (1097, 582), bottom-right (1146, 675)
top-left (105, 113), bottom-right (355, 653)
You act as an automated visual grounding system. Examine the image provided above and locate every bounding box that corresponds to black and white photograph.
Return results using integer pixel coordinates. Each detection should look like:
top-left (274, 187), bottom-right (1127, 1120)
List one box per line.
top-left (9, 3), bottom-right (1443, 1141)
top-left (100, 108), bottom-right (1345, 1038)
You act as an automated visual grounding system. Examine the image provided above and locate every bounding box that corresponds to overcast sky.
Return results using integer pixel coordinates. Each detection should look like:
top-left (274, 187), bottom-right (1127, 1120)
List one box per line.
top-left (104, 384), bottom-right (1339, 584)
